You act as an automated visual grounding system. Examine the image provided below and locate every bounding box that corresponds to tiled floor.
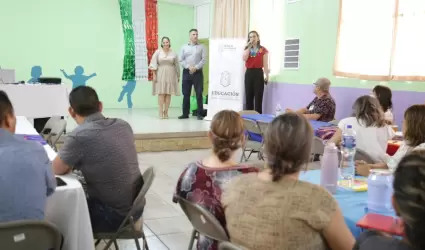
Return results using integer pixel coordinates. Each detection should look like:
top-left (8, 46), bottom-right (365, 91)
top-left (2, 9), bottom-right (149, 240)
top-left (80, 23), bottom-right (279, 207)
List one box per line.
top-left (65, 108), bottom-right (211, 135)
top-left (96, 149), bottom-right (321, 250)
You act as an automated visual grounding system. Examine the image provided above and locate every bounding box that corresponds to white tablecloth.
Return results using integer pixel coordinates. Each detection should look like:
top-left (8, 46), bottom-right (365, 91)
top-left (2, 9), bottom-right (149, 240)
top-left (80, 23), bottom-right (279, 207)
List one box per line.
top-left (15, 116), bottom-right (94, 250)
top-left (0, 85), bottom-right (70, 118)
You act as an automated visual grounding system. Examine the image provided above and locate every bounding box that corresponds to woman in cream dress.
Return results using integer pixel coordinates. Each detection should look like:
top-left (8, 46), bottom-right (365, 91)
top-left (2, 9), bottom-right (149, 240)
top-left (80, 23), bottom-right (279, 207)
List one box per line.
top-left (149, 37), bottom-right (181, 119)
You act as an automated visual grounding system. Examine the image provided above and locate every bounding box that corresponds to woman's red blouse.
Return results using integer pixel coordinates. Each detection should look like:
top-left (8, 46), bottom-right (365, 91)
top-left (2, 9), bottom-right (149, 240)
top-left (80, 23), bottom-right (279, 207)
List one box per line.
top-left (245, 46), bottom-right (268, 69)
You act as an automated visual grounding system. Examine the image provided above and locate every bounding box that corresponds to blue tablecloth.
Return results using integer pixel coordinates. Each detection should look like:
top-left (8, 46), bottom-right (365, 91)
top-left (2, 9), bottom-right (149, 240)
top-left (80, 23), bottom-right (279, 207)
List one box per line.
top-left (300, 170), bottom-right (367, 237)
top-left (242, 114), bottom-right (334, 142)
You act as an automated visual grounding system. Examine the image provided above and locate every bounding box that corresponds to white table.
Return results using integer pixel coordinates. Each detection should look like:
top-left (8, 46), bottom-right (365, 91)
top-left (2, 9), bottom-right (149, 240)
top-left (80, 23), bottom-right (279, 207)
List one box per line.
top-left (0, 85), bottom-right (70, 118)
top-left (15, 116), bottom-right (94, 250)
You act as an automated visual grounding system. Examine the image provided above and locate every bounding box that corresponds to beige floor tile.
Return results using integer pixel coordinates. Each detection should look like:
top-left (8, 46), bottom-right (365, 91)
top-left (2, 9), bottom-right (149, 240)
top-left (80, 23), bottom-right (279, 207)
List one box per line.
top-left (158, 232), bottom-right (195, 250)
top-left (144, 216), bottom-right (193, 235)
top-left (143, 202), bottom-right (182, 220)
top-left (96, 236), bottom-right (169, 250)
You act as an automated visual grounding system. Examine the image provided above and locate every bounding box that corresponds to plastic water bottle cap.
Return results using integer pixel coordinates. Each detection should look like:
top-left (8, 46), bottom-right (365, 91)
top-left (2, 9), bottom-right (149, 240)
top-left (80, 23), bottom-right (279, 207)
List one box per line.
top-left (347, 125), bottom-right (352, 129)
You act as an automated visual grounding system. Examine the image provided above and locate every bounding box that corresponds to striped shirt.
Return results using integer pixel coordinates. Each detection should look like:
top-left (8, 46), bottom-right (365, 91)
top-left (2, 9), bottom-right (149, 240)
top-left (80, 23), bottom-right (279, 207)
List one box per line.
top-left (58, 113), bottom-right (142, 215)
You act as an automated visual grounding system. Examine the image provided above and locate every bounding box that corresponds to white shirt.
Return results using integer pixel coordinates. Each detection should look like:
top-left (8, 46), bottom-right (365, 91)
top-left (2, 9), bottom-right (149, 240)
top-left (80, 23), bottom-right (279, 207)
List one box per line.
top-left (384, 109), bottom-right (394, 124)
top-left (386, 142), bottom-right (425, 172)
top-left (338, 117), bottom-right (395, 162)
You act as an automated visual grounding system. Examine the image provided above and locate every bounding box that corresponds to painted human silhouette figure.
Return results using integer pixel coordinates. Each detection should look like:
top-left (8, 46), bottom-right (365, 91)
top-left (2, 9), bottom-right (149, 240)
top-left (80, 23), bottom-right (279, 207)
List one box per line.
top-left (60, 66), bottom-right (96, 89)
top-left (27, 66), bottom-right (42, 84)
top-left (118, 80), bottom-right (136, 108)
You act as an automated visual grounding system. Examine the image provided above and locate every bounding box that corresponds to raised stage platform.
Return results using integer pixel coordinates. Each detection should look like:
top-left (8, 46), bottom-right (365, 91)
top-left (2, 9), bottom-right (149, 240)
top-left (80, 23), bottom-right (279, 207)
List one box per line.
top-left (62, 108), bottom-right (211, 152)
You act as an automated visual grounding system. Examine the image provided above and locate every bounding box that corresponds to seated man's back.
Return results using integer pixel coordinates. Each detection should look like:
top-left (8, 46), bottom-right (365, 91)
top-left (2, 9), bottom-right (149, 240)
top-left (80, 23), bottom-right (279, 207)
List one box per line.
top-left (59, 113), bottom-right (142, 216)
top-left (0, 91), bottom-right (56, 222)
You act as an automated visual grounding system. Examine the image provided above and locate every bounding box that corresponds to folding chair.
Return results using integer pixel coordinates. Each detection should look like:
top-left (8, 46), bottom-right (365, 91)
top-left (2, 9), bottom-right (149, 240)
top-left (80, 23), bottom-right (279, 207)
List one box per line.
top-left (40, 116), bottom-right (61, 141)
top-left (241, 119), bottom-right (263, 162)
top-left (311, 136), bottom-right (325, 162)
top-left (329, 119), bottom-right (339, 126)
top-left (47, 119), bottom-right (67, 151)
top-left (177, 197), bottom-right (229, 250)
top-left (256, 120), bottom-right (270, 160)
top-left (219, 242), bottom-right (244, 250)
top-left (94, 166), bottom-right (156, 250)
top-left (0, 220), bottom-right (62, 250)
top-left (238, 110), bottom-right (259, 116)
top-left (355, 148), bottom-right (377, 164)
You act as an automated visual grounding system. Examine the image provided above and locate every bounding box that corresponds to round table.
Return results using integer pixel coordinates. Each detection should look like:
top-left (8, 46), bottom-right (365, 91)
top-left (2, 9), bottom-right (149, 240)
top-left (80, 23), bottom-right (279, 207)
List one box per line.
top-left (299, 170), bottom-right (370, 237)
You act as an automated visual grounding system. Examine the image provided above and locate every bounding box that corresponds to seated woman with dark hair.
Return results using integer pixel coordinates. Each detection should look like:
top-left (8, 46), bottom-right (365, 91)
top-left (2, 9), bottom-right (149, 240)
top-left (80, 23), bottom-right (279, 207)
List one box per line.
top-left (329, 95), bottom-right (395, 162)
top-left (173, 110), bottom-right (258, 250)
top-left (222, 113), bottom-right (354, 250)
top-left (356, 104), bottom-right (425, 176)
top-left (355, 151), bottom-right (425, 250)
top-left (372, 85), bottom-right (394, 124)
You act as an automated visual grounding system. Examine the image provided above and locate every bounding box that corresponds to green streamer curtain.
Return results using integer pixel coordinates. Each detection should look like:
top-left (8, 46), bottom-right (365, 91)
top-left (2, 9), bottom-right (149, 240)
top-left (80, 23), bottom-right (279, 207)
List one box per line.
top-left (119, 0), bottom-right (136, 81)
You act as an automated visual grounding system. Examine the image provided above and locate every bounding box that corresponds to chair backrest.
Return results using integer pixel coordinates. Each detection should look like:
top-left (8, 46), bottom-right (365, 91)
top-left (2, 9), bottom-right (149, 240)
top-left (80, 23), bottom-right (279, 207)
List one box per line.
top-left (48, 119), bottom-right (67, 147)
top-left (219, 242), bottom-right (244, 250)
top-left (242, 119), bottom-right (262, 137)
top-left (118, 166), bottom-right (155, 230)
top-left (311, 136), bottom-right (325, 155)
top-left (178, 198), bottom-right (229, 242)
top-left (238, 110), bottom-right (259, 116)
top-left (41, 117), bottom-right (61, 140)
top-left (0, 220), bottom-right (62, 250)
top-left (355, 148), bottom-right (377, 164)
top-left (337, 148), bottom-right (377, 164)
top-left (256, 120), bottom-right (269, 136)
top-left (329, 120), bottom-right (339, 126)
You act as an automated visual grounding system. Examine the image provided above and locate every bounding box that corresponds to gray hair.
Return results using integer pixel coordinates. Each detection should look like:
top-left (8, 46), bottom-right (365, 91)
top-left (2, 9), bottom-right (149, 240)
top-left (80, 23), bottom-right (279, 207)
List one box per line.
top-left (352, 95), bottom-right (386, 127)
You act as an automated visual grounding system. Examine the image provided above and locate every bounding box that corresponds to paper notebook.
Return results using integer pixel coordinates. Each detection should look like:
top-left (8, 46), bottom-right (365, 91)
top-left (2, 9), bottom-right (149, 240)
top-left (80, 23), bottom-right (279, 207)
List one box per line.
top-left (338, 179), bottom-right (368, 192)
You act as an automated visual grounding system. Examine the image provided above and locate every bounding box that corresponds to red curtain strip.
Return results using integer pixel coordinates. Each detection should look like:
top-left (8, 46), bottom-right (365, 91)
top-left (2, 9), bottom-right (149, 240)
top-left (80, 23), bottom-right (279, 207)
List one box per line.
top-left (145, 0), bottom-right (158, 81)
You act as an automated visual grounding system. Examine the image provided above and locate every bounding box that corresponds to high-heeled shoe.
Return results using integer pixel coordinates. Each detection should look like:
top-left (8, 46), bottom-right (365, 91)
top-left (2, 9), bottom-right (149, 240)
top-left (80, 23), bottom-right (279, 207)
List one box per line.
top-left (163, 111), bottom-right (169, 119)
top-left (159, 111), bottom-right (164, 119)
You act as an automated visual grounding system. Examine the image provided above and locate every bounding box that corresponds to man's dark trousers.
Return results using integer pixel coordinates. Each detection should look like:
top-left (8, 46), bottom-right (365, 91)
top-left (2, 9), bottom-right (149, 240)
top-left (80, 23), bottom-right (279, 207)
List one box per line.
top-left (182, 69), bottom-right (203, 117)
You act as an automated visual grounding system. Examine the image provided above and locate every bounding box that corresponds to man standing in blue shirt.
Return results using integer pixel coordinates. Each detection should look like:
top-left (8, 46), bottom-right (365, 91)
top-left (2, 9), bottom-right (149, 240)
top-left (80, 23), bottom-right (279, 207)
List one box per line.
top-left (179, 28), bottom-right (207, 120)
top-left (0, 91), bottom-right (56, 222)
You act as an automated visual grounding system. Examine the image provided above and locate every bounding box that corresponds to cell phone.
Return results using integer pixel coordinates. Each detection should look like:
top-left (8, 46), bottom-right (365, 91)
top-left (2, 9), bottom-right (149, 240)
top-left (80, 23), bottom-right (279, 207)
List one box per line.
top-left (56, 177), bottom-right (67, 187)
top-left (264, 79), bottom-right (268, 85)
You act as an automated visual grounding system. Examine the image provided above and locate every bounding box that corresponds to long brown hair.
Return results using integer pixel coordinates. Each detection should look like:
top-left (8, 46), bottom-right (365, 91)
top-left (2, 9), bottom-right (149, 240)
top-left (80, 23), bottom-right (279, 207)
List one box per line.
top-left (352, 95), bottom-right (386, 127)
top-left (264, 113), bottom-right (313, 181)
top-left (210, 110), bottom-right (245, 162)
top-left (404, 105), bottom-right (425, 147)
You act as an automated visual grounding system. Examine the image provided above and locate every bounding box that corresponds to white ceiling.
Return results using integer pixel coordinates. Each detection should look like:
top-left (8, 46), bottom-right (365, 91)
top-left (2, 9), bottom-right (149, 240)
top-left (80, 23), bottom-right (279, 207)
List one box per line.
top-left (162, 0), bottom-right (210, 6)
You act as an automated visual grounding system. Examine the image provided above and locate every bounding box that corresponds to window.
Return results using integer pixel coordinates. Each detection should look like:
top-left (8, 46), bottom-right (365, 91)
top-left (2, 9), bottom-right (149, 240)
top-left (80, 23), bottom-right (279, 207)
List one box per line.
top-left (250, 0), bottom-right (284, 76)
top-left (334, 0), bottom-right (425, 81)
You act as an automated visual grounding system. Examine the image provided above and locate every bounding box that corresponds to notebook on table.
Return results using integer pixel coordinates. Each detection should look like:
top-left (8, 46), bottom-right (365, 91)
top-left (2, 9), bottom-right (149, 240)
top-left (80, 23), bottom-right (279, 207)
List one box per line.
top-left (338, 179), bottom-right (368, 192)
top-left (356, 213), bottom-right (403, 236)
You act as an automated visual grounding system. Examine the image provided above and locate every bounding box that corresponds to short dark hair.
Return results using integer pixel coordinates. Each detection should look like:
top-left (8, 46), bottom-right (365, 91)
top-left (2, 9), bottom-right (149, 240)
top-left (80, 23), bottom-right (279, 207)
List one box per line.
top-left (69, 86), bottom-right (100, 117)
top-left (189, 28), bottom-right (198, 33)
top-left (0, 91), bottom-right (14, 125)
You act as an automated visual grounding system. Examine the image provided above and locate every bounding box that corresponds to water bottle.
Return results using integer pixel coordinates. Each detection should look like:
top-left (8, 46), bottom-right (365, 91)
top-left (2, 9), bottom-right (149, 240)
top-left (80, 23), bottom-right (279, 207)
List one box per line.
top-left (320, 142), bottom-right (339, 194)
top-left (275, 104), bottom-right (282, 116)
top-left (340, 125), bottom-right (356, 181)
top-left (366, 169), bottom-right (394, 215)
